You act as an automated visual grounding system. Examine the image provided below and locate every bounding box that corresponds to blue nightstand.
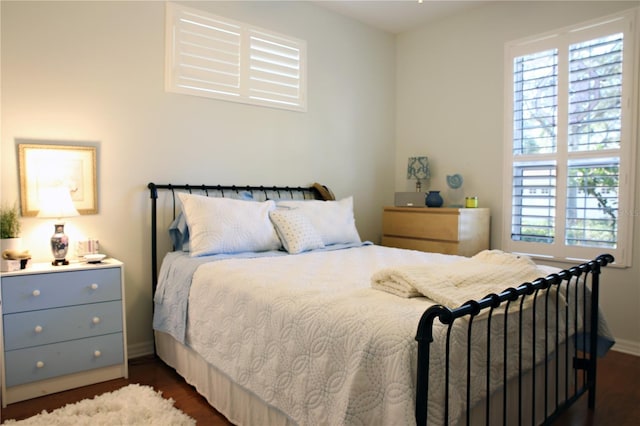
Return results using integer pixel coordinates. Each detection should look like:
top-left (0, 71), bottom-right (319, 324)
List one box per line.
top-left (0, 258), bottom-right (128, 407)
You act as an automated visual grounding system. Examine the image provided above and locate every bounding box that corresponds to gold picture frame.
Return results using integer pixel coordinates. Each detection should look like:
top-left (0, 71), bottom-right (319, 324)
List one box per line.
top-left (17, 142), bottom-right (98, 216)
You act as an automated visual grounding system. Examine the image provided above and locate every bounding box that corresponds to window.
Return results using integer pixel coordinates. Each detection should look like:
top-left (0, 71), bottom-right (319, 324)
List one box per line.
top-left (165, 2), bottom-right (307, 112)
top-left (503, 9), bottom-right (638, 266)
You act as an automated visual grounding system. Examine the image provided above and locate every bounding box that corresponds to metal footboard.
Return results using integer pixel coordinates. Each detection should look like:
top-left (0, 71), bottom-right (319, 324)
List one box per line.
top-left (415, 254), bottom-right (614, 425)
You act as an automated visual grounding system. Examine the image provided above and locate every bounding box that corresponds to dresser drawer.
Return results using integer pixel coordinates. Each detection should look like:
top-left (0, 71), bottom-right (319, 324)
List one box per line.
top-left (1, 268), bottom-right (121, 314)
top-left (3, 301), bottom-right (123, 351)
top-left (381, 236), bottom-right (460, 255)
top-left (381, 207), bottom-right (490, 256)
top-left (4, 333), bottom-right (124, 387)
top-left (382, 210), bottom-right (460, 241)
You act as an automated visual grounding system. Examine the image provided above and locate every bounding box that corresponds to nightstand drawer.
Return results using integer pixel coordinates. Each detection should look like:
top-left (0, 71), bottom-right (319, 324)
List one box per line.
top-left (3, 301), bottom-right (123, 351)
top-left (4, 333), bottom-right (124, 387)
top-left (1, 268), bottom-right (121, 314)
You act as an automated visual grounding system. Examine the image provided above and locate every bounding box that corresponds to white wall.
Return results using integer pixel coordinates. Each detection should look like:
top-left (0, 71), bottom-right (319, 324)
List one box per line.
top-left (397, 0), bottom-right (640, 354)
top-left (3, 0), bottom-right (637, 359)
top-left (1, 1), bottom-right (396, 355)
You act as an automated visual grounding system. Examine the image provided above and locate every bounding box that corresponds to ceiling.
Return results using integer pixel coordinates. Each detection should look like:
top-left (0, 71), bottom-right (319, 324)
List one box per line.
top-left (313, 0), bottom-right (491, 34)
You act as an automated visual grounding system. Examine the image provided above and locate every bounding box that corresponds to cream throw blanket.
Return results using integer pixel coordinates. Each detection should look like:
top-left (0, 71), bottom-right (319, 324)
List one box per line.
top-left (371, 250), bottom-right (548, 307)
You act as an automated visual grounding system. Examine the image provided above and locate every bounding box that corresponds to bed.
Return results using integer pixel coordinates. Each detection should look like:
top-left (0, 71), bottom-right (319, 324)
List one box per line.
top-left (148, 182), bottom-right (614, 426)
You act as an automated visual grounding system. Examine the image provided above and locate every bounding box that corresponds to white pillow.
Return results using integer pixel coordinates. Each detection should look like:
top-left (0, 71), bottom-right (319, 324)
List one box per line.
top-left (178, 193), bottom-right (281, 256)
top-left (277, 197), bottom-right (361, 246)
top-left (269, 209), bottom-right (325, 254)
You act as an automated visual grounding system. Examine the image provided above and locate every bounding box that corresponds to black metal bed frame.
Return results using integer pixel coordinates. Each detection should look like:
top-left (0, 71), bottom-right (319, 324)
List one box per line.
top-left (415, 253), bottom-right (613, 425)
top-left (148, 182), bottom-right (331, 295)
top-left (148, 182), bottom-right (613, 426)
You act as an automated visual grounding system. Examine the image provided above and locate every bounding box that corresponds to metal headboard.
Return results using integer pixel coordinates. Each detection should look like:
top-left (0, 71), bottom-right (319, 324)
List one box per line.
top-left (147, 182), bottom-right (334, 294)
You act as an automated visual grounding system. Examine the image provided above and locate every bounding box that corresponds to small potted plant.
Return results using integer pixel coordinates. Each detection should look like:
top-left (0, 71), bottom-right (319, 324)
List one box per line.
top-left (1, 202), bottom-right (22, 251)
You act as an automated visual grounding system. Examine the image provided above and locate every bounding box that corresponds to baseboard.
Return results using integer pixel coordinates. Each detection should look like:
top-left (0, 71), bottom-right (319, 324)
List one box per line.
top-left (127, 340), bottom-right (155, 359)
top-left (611, 338), bottom-right (640, 357)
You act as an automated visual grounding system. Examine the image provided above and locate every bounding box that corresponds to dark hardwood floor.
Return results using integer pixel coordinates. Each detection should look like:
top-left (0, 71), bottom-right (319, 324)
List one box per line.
top-left (0, 356), bottom-right (231, 425)
top-left (1, 350), bottom-right (638, 425)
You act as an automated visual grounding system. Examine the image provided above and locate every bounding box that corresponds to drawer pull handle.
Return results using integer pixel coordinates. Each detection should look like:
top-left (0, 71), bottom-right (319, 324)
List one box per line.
top-left (32, 289), bottom-right (41, 297)
top-left (91, 283), bottom-right (99, 290)
top-left (92, 316), bottom-right (101, 324)
top-left (34, 325), bottom-right (43, 333)
top-left (36, 361), bottom-right (45, 368)
top-left (94, 350), bottom-right (101, 358)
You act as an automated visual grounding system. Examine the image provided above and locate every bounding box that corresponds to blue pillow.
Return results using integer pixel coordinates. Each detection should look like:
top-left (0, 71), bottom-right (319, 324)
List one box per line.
top-left (168, 213), bottom-right (190, 251)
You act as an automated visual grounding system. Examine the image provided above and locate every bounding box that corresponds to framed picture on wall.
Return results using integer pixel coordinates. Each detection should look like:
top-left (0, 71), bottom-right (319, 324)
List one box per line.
top-left (17, 140), bottom-right (99, 216)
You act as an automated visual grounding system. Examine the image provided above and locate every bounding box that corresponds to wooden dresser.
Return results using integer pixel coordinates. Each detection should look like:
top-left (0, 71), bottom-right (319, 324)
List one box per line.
top-left (381, 207), bottom-right (490, 257)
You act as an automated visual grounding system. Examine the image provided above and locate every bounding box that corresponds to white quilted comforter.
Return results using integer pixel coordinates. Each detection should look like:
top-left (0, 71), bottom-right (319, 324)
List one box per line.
top-left (153, 244), bottom-right (615, 425)
top-left (371, 249), bottom-right (548, 305)
top-left (187, 246), bottom-right (460, 425)
top-left (184, 245), bottom-right (561, 426)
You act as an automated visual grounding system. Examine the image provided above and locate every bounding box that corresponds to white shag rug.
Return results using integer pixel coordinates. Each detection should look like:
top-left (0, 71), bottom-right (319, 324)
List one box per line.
top-left (2, 384), bottom-right (195, 425)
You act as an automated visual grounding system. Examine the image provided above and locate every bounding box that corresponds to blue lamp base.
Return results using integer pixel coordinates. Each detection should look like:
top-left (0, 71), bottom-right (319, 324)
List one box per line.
top-left (50, 223), bottom-right (70, 266)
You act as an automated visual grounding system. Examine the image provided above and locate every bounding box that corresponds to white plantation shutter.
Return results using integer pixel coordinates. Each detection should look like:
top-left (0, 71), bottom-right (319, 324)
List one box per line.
top-left (512, 49), bottom-right (558, 156)
top-left (568, 34), bottom-right (623, 152)
top-left (566, 158), bottom-right (620, 247)
top-left (504, 9), bottom-right (638, 266)
top-left (248, 29), bottom-right (304, 108)
top-left (168, 6), bottom-right (241, 98)
top-left (511, 162), bottom-right (556, 244)
top-left (165, 2), bottom-right (306, 112)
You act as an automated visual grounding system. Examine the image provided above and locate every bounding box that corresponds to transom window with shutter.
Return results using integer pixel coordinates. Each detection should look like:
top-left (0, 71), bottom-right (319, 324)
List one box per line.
top-left (165, 2), bottom-right (307, 112)
top-left (503, 9), bottom-right (638, 266)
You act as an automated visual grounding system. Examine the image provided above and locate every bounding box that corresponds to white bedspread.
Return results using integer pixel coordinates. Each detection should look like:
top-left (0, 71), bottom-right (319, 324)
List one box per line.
top-left (181, 245), bottom-right (612, 425)
top-left (371, 250), bottom-right (548, 306)
top-left (186, 245), bottom-right (461, 426)
top-left (187, 246), bottom-right (459, 425)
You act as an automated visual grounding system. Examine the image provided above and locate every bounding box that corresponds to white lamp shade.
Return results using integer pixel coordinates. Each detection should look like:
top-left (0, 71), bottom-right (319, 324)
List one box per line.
top-left (37, 187), bottom-right (80, 219)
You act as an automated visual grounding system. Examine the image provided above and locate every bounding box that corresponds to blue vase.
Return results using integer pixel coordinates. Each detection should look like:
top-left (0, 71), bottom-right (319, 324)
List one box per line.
top-left (426, 191), bottom-right (443, 207)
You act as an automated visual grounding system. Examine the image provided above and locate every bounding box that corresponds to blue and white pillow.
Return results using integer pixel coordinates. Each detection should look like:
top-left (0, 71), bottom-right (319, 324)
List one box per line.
top-left (269, 209), bottom-right (325, 254)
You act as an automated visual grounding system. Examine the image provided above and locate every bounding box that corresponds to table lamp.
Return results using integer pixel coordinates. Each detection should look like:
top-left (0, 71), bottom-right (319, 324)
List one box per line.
top-left (407, 156), bottom-right (430, 192)
top-left (37, 187), bottom-right (79, 265)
